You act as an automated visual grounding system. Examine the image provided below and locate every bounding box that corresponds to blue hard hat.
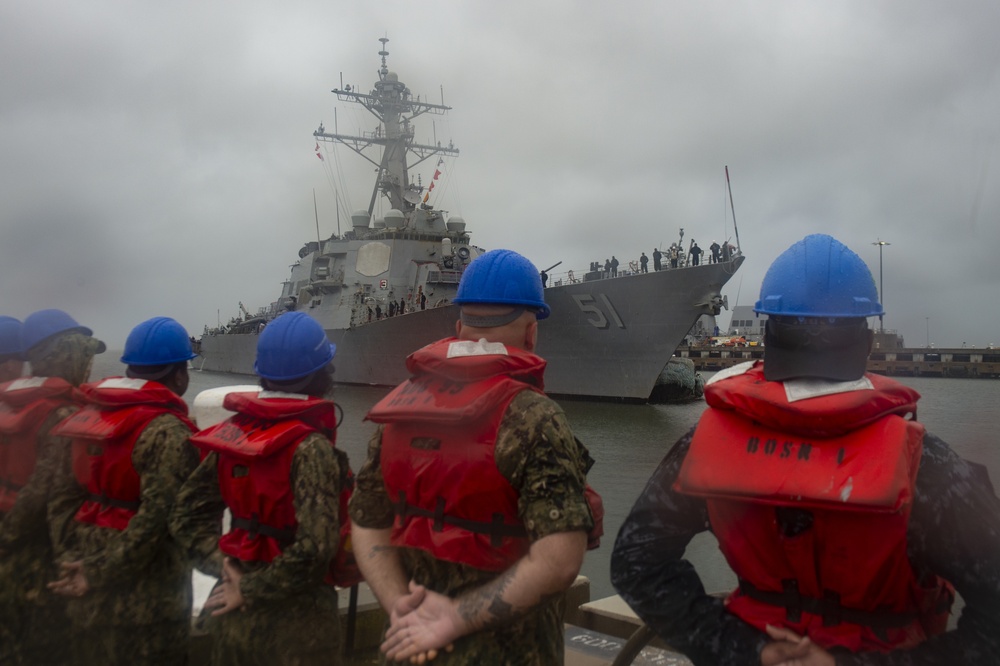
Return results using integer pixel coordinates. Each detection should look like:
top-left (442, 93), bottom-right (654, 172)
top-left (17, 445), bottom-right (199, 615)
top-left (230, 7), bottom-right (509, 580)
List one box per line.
top-left (754, 234), bottom-right (883, 318)
top-left (21, 309), bottom-right (101, 353)
top-left (0, 317), bottom-right (23, 359)
top-left (121, 317), bottom-right (197, 366)
top-left (254, 312), bottom-right (336, 381)
top-left (453, 249), bottom-right (550, 319)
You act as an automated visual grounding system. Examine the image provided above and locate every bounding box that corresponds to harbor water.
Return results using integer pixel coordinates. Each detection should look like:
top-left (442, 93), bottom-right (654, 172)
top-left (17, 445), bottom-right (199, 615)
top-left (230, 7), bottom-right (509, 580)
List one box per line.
top-left (93, 354), bottom-right (1000, 602)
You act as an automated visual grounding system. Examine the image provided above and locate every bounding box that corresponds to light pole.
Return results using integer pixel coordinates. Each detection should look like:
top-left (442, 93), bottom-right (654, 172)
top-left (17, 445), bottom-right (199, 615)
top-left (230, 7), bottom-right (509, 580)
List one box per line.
top-left (926, 317), bottom-right (930, 348)
top-left (872, 239), bottom-right (890, 333)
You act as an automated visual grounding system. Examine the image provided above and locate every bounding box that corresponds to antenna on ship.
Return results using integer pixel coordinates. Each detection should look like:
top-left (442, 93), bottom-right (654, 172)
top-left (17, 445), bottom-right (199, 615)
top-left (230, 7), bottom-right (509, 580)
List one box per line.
top-left (379, 36), bottom-right (389, 74)
top-left (725, 166), bottom-right (742, 253)
top-left (313, 189), bottom-right (322, 248)
top-left (335, 188), bottom-right (342, 237)
top-left (313, 36), bottom-right (459, 218)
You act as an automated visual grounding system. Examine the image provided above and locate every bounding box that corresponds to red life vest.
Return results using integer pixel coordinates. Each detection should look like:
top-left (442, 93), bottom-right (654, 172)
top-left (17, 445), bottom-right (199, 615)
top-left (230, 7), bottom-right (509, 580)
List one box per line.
top-left (190, 390), bottom-right (360, 587)
top-left (51, 377), bottom-right (195, 531)
top-left (0, 377), bottom-right (78, 513)
top-left (368, 338), bottom-right (548, 572)
top-left (676, 362), bottom-right (954, 652)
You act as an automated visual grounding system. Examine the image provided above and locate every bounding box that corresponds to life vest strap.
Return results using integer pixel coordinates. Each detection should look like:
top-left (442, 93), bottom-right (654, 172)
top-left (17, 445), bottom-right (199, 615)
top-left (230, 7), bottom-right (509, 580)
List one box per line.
top-left (230, 514), bottom-right (296, 544)
top-left (393, 491), bottom-right (527, 548)
top-left (85, 492), bottom-right (140, 512)
top-left (739, 579), bottom-right (917, 636)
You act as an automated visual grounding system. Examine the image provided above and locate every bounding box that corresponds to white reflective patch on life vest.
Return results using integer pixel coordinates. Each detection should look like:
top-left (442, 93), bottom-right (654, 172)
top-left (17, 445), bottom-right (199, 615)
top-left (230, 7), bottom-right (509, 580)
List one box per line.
top-left (447, 339), bottom-right (508, 359)
top-left (258, 390), bottom-right (309, 400)
top-left (784, 376), bottom-right (875, 403)
top-left (5, 377), bottom-right (47, 391)
top-left (98, 377), bottom-right (148, 390)
top-left (705, 361), bottom-right (755, 386)
top-left (840, 476), bottom-right (854, 502)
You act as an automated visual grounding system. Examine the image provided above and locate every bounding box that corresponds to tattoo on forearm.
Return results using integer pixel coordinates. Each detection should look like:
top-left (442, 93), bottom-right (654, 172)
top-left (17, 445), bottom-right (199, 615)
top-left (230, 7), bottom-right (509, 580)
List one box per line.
top-left (458, 568), bottom-right (515, 629)
top-left (487, 596), bottom-right (515, 622)
top-left (457, 565), bottom-right (559, 632)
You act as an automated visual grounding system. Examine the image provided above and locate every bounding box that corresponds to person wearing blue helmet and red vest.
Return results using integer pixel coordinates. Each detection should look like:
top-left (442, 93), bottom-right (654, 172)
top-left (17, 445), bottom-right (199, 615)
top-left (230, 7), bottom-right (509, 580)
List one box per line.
top-left (0, 317), bottom-right (24, 383)
top-left (0, 309), bottom-right (104, 665)
top-left (0, 315), bottom-right (24, 657)
top-left (171, 311), bottom-right (353, 666)
top-left (612, 234), bottom-right (1000, 665)
top-left (44, 316), bottom-right (200, 665)
top-left (351, 249), bottom-right (598, 665)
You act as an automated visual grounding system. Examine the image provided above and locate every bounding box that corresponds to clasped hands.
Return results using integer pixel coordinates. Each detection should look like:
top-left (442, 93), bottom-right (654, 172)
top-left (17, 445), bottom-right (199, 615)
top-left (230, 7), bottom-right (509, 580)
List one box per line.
top-left (381, 580), bottom-right (458, 664)
top-left (204, 556), bottom-right (246, 616)
top-left (761, 624), bottom-right (835, 666)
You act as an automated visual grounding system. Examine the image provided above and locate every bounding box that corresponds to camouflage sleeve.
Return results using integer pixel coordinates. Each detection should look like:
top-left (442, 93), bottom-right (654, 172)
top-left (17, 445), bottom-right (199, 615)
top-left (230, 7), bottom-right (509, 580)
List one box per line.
top-left (170, 450), bottom-right (227, 579)
top-left (835, 433), bottom-right (1000, 665)
top-left (496, 390), bottom-right (594, 541)
top-left (80, 415), bottom-right (200, 588)
top-left (610, 427), bottom-right (769, 666)
top-left (347, 424), bottom-right (395, 529)
top-left (45, 408), bottom-right (88, 560)
top-left (239, 433), bottom-right (343, 602)
top-left (0, 405), bottom-right (79, 552)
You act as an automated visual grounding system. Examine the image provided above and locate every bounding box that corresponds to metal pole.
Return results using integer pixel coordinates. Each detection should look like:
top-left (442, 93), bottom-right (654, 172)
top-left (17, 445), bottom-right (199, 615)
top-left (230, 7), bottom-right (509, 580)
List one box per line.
top-left (725, 166), bottom-right (741, 254)
top-left (879, 244), bottom-right (883, 333)
top-left (926, 317), bottom-right (930, 348)
top-left (872, 240), bottom-right (890, 333)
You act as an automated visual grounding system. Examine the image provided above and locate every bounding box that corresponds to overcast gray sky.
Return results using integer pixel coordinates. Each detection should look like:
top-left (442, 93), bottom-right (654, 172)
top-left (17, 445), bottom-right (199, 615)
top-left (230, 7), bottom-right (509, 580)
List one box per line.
top-left (2, 1), bottom-right (998, 350)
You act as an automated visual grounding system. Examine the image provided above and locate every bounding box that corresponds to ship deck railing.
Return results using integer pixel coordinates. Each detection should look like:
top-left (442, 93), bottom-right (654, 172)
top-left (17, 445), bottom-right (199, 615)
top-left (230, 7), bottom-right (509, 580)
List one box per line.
top-left (548, 254), bottom-right (741, 287)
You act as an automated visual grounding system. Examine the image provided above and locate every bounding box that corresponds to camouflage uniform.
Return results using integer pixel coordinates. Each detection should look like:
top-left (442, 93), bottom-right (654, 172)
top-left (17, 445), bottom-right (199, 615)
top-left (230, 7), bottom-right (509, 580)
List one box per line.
top-left (0, 332), bottom-right (101, 665)
top-left (170, 433), bottom-right (346, 666)
top-left (350, 390), bottom-right (594, 666)
top-left (611, 428), bottom-right (1000, 665)
top-left (59, 413), bottom-right (200, 665)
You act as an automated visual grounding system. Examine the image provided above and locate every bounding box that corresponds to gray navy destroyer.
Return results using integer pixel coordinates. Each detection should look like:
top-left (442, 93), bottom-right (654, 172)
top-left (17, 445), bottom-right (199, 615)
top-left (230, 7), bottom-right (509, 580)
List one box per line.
top-left (196, 39), bottom-right (745, 402)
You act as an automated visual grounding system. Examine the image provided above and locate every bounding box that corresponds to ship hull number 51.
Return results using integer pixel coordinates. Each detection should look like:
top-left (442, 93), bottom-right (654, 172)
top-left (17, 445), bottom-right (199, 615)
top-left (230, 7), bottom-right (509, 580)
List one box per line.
top-left (572, 294), bottom-right (625, 329)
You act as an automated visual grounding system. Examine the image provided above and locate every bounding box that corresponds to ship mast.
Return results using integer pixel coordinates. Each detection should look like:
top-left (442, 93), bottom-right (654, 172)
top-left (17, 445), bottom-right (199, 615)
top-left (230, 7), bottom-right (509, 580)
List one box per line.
top-left (313, 37), bottom-right (459, 219)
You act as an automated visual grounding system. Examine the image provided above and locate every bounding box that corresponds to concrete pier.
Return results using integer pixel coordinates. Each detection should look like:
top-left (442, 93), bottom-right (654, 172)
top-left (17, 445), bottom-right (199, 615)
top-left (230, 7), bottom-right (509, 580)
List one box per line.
top-left (677, 346), bottom-right (1000, 378)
